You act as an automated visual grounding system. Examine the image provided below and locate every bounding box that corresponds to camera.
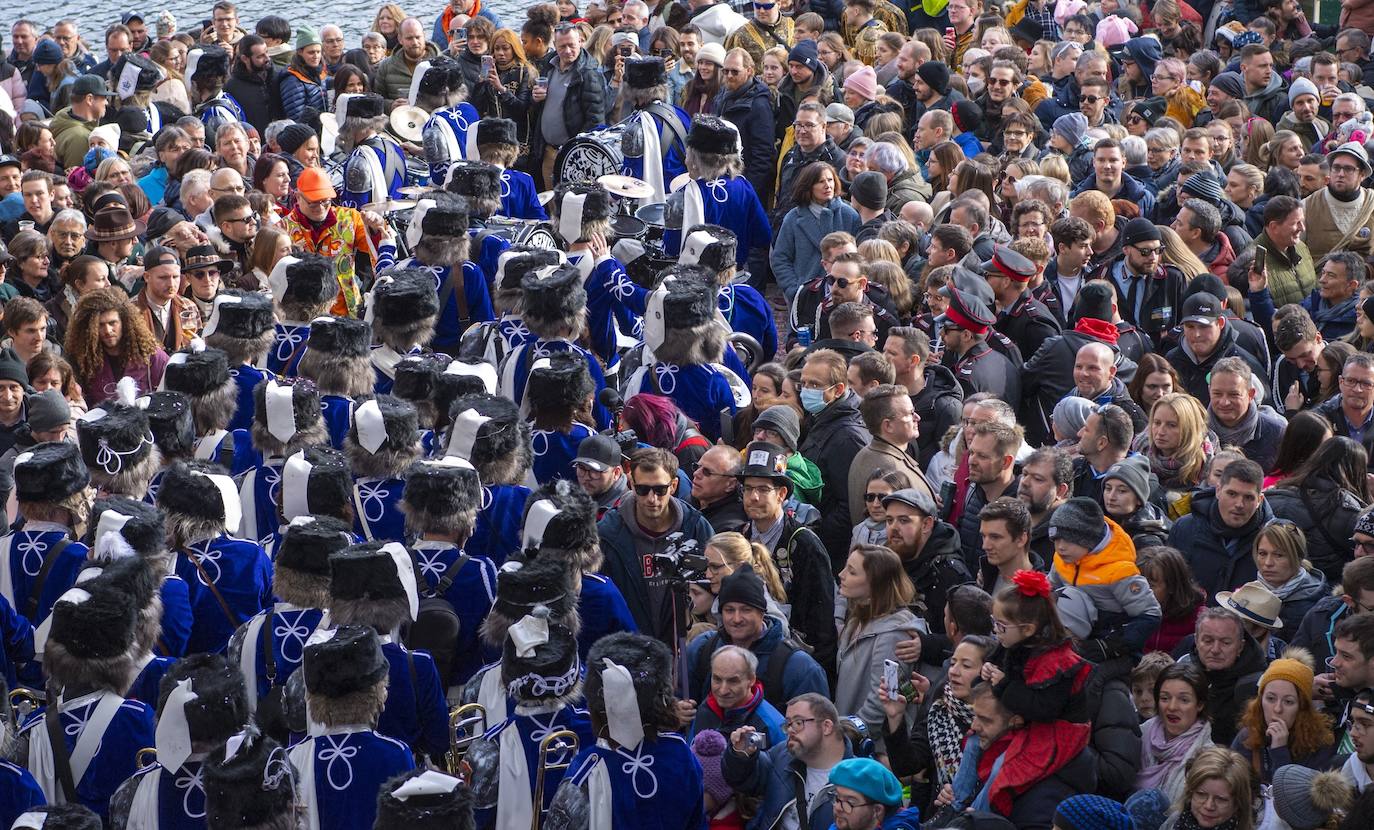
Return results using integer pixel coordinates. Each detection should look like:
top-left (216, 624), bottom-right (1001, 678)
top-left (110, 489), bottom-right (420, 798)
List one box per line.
top-left (656, 49), bottom-right (674, 59)
top-left (617, 45), bottom-right (635, 58)
top-left (654, 532), bottom-right (708, 584)
top-left (746, 732), bottom-right (767, 750)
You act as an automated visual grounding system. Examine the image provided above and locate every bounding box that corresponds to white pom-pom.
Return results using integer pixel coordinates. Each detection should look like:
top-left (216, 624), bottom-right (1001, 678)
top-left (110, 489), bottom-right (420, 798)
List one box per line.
top-left (116, 376), bottom-right (138, 406)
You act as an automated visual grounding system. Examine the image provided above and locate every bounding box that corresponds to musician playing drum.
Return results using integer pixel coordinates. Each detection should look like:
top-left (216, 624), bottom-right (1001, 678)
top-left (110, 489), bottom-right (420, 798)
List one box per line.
top-left (664, 115), bottom-right (771, 270)
top-left (475, 117), bottom-right (547, 220)
top-left (615, 57), bottom-right (691, 204)
top-left (339, 93), bottom-right (409, 209)
top-left (417, 58), bottom-right (481, 186)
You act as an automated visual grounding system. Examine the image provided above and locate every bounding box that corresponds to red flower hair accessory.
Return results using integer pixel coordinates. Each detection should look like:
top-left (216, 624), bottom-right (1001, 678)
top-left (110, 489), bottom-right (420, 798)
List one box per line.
top-left (1013, 570), bottom-right (1051, 599)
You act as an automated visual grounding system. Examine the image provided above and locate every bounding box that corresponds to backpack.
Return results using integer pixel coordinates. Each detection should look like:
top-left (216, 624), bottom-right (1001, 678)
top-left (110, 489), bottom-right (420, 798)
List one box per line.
top-left (402, 552), bottom-right (467, 689)
top-left (691, 627), bottom-right (813, 711)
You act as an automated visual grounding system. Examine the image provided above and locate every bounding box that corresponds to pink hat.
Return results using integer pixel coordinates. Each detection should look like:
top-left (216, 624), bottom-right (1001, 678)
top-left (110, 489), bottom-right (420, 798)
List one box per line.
top-left (1055, 0), bottom-right (1088, 25)
top-left (843, 65), bottom-right (878, 102)
top-left (1096, 15), bottom-right (1138, 48)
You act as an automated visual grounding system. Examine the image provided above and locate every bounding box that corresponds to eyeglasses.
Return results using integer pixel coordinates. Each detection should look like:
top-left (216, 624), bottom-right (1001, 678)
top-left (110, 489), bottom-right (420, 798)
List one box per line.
top-left (1131, 245), bottom-right (1163, 257)
top-left (1080, 95), bottom-right (1104, 104)
top-left (1331, 163), bottom-right (1364, 175)
top-left (1151, 73), bottom-right (1177, 82)
top-left (1341, 375), bottom-right (1374, 392)
top-left (721, 67), bottom-right (744, 76)
top-left (1353, 538), bottom-right (1374, 553)
top-left (800, 379), bottom-right (835, 391)
top-left (992, 619), bottom-right (1023, 634)
top-left (834, 796), bottom-right (874, 812)
top-left (783, 717), bottom-right (816, 732)
top-left (793, 120), bottom-right (821, 130)
top-left (742, 483), bottom-right (781, 496)
top-left (189, 269), bottom-right (219, 279)
top-left (634, 483), bottom-right (671, 497)
top-left (696, 468), bottom-right (731, 479)
top-left (1004, 129), bottom-right (1029, 138)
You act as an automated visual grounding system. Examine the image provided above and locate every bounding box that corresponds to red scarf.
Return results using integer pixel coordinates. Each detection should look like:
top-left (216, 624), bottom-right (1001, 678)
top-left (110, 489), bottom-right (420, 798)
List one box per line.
top-left (440, 1), bottom-right (484, 41)
top-left (706, 681), bottom-right (765, 720)
top-left (1074, 317), bottom-right (1119, 344)
top-left (983, 720), bottom-right (1092, 816)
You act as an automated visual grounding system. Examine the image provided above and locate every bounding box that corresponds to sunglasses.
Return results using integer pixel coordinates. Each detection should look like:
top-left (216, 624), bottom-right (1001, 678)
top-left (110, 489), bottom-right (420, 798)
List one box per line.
top-left (634, 483), bottom-right (671, 497)
top-left (864, 492), bottom-right (886, 502)
top-left (828, 276), bottom-right (853, 289)
top-left (754, 1), bottom-right (778, 7)
top-left (1081, 95), bottom-right (1104, 104)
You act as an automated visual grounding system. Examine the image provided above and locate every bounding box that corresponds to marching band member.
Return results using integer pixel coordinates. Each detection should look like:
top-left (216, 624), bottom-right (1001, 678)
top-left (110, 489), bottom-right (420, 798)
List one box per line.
top-left (111, 53), bottom-right (176, 136)
top-left (617, 57), bottom-right (690, 202)
top-left (3, 442), bottom-right (90, 638)
top-left (460, 247), bottom-right (566, 367)
top-left (201, 289), bottom-right (276, 433)
top-left (443, 159), bottom-right (512, 286)
top-left (475, 117), bottom-right (547, 220)
top-left (71, 555), bottom-right (173, 707)
top-left (75, 378), bottom-right (163, 500)
top-left (377, 194), bottom-right (496, 357)
top-left (546, 632), bottom-right (707, 830)
top-left (161, 341), bottom-right (259, 476)
top-left (665, 115), bottom-right (770, 268)
top-left (287, 625), bottom-right (416, 830)
top-left (392, 354), bottom-right (459, 454)
top-left (264, 253), bottom-right (337, 376)
top-left (267, 446), bottom-right (357, 558)
top-left (185, 47), bottom-right (243, 136)
top-left (140, 390), bottom-right (195, 503)
top-left (366, 268), bottom-right (442, 394)
top-left (527, 353), bottom-right (598, 485)
top-left (345, 396), bottom-right (421, 543)
top-left (237, 378), bottom-right (329, 545)
top-left (468, 610), bottom-right (593, 829)
top-left (446, 394), bottom-right (532, 565)
top-left (375, 769), bottom-right (476, 830)
top-left (679, 223), bottom-right (778, 361)
top-left (296, 315), bottom-right (374, 449)
top-left (418, 59), bottom-right (480, 186)
top-left (201, 725), bottom-right (298, 830)
top-left (399, 455), bottom-right (498, 687)
top-left (228, 515), bottom-right (351, 738)
top-left (108, 654), bottom-right (250, 830)
top-left (15, 566), bottom-right (157, 821)
top-left (159, 460), bottom-right (272, 656)
top-left (339, 93), bottom-right (408, 209)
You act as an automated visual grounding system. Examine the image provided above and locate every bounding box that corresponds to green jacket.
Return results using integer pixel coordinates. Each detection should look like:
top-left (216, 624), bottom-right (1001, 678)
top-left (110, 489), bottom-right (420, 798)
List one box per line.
top-left (786, 452), bottom-right (823, 505)
top-left (372, 43), bottom-right (442, 103)
top-left (51, 107), bottom-right (96, 172)
top-left (1256, 230), bottom-right (1317, 308)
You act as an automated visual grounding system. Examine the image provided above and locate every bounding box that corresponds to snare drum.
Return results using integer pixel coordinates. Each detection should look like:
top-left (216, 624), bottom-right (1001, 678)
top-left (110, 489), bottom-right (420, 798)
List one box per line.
top-left (611, 214), bottom-right (646, 241)
top-left (484, 218), bottom-right (558, 250)
top-left (405, 156), bottom-right (431, 188)
top-left (555, 126), bottom-right (627, 184)
top-left (387, 207), bottom-right (416, 259)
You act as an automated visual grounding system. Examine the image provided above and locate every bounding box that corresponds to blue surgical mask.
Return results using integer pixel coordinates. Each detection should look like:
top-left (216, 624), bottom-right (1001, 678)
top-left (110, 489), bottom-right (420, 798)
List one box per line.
top-left (800, 387), bottom-right (828, 413)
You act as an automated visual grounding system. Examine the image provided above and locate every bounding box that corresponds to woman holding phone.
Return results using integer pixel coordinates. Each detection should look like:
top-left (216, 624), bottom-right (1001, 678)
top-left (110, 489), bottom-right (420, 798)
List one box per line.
top-left (471, 28), bottom-right (538, 144)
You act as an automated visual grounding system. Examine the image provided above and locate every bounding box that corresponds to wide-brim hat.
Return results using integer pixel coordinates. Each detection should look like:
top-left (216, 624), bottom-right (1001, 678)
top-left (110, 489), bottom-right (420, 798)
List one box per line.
top-left (85, 204), bottom-right (146, 242)
top-left (737, 441), bottom-right (790, 483)
top-left (1216, 582), bottom-right (1283, 630)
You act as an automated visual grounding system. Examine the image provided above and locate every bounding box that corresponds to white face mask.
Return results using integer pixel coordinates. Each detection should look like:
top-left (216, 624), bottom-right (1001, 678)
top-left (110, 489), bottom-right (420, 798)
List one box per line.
top-left (968, 77), bottom-right (985, 98)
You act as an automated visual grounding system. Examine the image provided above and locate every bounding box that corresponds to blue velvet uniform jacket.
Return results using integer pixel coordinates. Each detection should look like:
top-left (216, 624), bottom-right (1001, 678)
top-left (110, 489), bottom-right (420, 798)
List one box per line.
top-left (174, 534), bottom-right (274, 655)
top-left (413, 541), bottom-right (499, 684)
top-left (469, 483), bottom-right (530, 566)
top-left (227, 364), bottom-right (273, 432)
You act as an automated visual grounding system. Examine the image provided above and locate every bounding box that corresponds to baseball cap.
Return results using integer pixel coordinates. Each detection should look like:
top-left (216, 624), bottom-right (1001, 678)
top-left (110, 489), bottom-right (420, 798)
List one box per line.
top-left (1181, 292), bottom-right (1223, 326)
top-left (0, 155), bottom-right (19, 171)
top-left (121, 11), bottom-right (145, 24)
top-left (572, 433), bottom-right (620, 472)
top-left (72, 75), bottom-right (117, 100)
top-left (296, 167), bottom-right (337, 201)
top-left (882, 487), bottom-right (936, 516)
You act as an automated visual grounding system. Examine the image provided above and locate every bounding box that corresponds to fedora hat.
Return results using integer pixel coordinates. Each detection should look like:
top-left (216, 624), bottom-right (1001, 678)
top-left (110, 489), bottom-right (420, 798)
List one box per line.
top-left (85, 203), bottom-right (146, 243)
top-left (183, 244), bottom-right (234, 274)
top-left (1216, 581), bottom-right (1283, 630)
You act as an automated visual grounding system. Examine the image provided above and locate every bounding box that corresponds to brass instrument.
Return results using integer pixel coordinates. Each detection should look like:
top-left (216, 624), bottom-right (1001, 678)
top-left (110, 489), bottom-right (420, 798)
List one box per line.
top-left (446, 703), bottom-right (487, 775)
top-left (7, 689), bottom-right (41, 729)
top-left (136, 747), bottom-right (158, 768)
top-left (532, 728), bottom-right (580, 830)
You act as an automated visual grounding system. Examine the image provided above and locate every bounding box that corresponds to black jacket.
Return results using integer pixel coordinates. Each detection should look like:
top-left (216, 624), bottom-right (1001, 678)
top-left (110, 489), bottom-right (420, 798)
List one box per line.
top-left (913, 364), bottom-right (963, 468)
top-left (1168, 487), bottom-right (1275, 600)
top-left (715, 78), bottom-right (777, 205)
top-left (224, 62), bottom-right (284, 132)
top-left (1117, 501), bottom-right (1171, 549)
top-left (775, 139), bottom-right (844, 222)
top-left (944, 340), bottom-right (1020, 405)
top-left (746, 512), bottom-right (838, 678)
top-left (1263, 482), bottom-right (1362, 585)
top-left (1191, 634), bottom-right (1267, 747)
top-left (1289, 594), bottom-right (1356, 673)
top-left (1090, 255), bottom-right (1185, 348)
top-left (1006, 748), bottom-right (1100, 830)
top-left (697, 493), bottom-right (748, 534)
top-left (1020, 329), bottom-right (1139, 447)
top-left (904, 521), bottom-right (975, 667)
top-left (1165, 323), bottom-right (1269, 408)
top-left (1081, 655), bottom-right (1142, 801)
top-left (994, 291), bottom-right (1061, 370)
top-left (798, 390), bottom-right (870, 566)
top-left (1316, 394), bottom-right (1374, 459)
top-left (529, 50), bottom-right (608, 174)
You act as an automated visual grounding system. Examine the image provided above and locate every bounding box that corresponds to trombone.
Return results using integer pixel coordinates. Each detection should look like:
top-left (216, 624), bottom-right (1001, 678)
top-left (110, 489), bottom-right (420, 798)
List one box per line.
top-left (446, 703), bottom-right (487, 775)
top-left (7, 689), bottom-right (41, 730)
top-left (533, 728), bottom-right (580, 830)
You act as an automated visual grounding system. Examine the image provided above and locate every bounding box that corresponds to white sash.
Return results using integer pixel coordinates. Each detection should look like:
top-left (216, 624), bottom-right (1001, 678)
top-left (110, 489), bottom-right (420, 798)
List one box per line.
top-left (636, 111), bottom-right (665, 205)
top-left (681, 179), bottom-right (706, 240)
top-left (355, 144), bottom-right (388, 206)
top-left (27, 691), bottom-right (125, 803)
top-left (477, 666), bottom-right (508, 723)
top-left (586, 751), bottom-right (614, 830)
top-left (194, 430), bottom-right (228, 461)
top-left (287, 739), bottom-right (320, 830)
top-left (370, 345), bottom-right (406, 380)
top-left (125, 767), bottom-right (162, 830)
top-left (239, 611), bottom-right (268, 712)
top-left (496, 722), bottom-right (534, 830)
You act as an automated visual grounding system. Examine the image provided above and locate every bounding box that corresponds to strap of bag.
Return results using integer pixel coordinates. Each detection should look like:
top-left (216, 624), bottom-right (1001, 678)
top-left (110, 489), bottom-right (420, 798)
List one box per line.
top-left (439, 264), bottom-right (472, 331)
top-left (183, 548), bottom-right (239, 629)
top-left (45, 695), bottom-right (77, 804)
top-left (25, 538), bottom-right (70, 621)
top-left (646, 101), bottom-right (687, 150)
top-left (351, 485), bottom-right (375, 542)
top-left (262, 604), bottom-right (278, 686)
top-left (762, 639), bottom-right (795, 710)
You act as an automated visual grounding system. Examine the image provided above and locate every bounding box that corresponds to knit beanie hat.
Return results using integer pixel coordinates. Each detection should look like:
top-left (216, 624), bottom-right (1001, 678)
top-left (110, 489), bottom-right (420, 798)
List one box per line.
top-left (953, 99), bottom-right (983, 132)
top-left (1049, 497), bottom-right (1107, 550)
top-left (1052, 396), bottom-right (1095, 441)
top-left (278, 123), bottom-right (316, 154)
top-left (1260, 654), bottom-right (1316, 704)
top-left (1053, 113), bottom-right (1089, 148)
top-left (1180, 171), bottom-right (1224, 206)
top-left (1355, 506), bottom-right (1374, 538)
top-left (1124, 788), bottom-right (1171, 830)
top-left (717, 564), bottom-right (767, 612)
top-left (1289, 77), bottom-right (1319, 107)
top-left (843, 66), bottom-right (878, 102)
top-left (1122, 217), bottom-right (1161, 247)
top-left (753, 405), bottom-right (800, 452)
top-left (1272, 766), bottom-right (1354, 830)
top-left (788, 40), bottom-right (822, 76)
top-left (1210, 71), bottom-right (1246, 101)
top-left (916, 61), bottom-right (950, 96)
top-left (691, 729), bottom-right (733, 805)
top-left (296, 26), bottom-right (321, 50)
top-left (0, 350), bottom-right (30, 390)
top-left (1362, 296), bottom-right (1374, 330)
top-left (1103, 453), bottom-right (1151, 506)
top-left (1053, 794), bottom-right (1133, 830)
top-left (851, 171), bottom-right (888, 211)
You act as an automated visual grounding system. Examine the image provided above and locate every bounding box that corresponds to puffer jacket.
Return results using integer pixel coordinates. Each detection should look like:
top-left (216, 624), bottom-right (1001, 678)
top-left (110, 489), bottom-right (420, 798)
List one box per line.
top-left (1049, 517), bottom-right (1162, 659)
top-left (528, 49), bottom-right (608, 174)
top-left (714, 77), bottom-right (777, 206)
top-left (276, 65), bottom-right (327, 121)
top-left (798, 390), bottom-right (870, 565)
top-left (1168, 487), bottom-right (1275, 599)
top-left (1080, 654), bottom-right (1142, 801)
top-left (1290, 594), bottom-right (1355, 672)
top-left (1263, 481), bottom-right (1363, 585)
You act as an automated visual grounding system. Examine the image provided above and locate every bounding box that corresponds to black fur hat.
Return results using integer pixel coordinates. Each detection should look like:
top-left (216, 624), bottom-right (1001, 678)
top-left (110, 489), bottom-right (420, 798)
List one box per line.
top-left (521, 263), bottom-right (586, 330)
top-left (687, 114), bottom-right (739, 155)
top-left (341, 93), bottom-right (386, 120)
top-left (278, 253), bottom-right (337, 309)
top-left (252, 377), bottom-right (322, 440)
top-left (475, 117), bottom-right (518, 147)
top-left (329, 541), bottom-right (414, 617)
top-left (501, 613), bottom-right (580, 703)
top-left (625, 56), bottom-right (667, 89)
top-left (282, 445), bottom-right (352, 521)
top-left (522, 479), bottom-right (600, 560)
top-left (443, 160), bottom-right (502, 203)
top-left (204, 725), bottom-right (297, 829)
top-left (371, 268), bottom-right (441, 329)
top-left (402, 457), bottom-right (482, 529)
top-left (157, 460), bottom-right (237, 523)
top-left (525, 351), bottom-right (594, 416)
top-left (141, 391), bottom-right (196, 459)
top-left (680, 224), bottom-right (738, 273)
top-left (76, 385), bottom-right (156, 480)
top-left (14, 440), bottom-right (89, 503)
top-left (204, 289), bottom-right (276, 341)
top-left (277, 515), bottom-right (355, 577)
top-left (87, 496), bottom-right (166, 558)
top-left (375, 769), bottom-right (475, 830)
top-left (446, 393), bottom-right (528, 467)
top-left (552, 181), bottom-right (614, 223)
top-left (157, 653), bottom-right (250, 746)
top-left (416, 58), bottom-right (454, 97)
top-left (392, 353), bottom-right (452, 404)
top-left (113, 53), bottom-right (161, 94)
top-left (584, 632), bottom-right (675, 726)
top-left (187, 46), bottom-right (229, 80)
top-left (48, 578), bottom-right (138, 660)
top-left (85, 553), bottom-right (160, 614)
top-left (303, 624), bottom-right (390, 697)
top-left (347, 394), bottom-right (420, 455)
top-left (307, 315), bottom-right (372, 358)
top-left (491, 557), bottom-right (578, 622)
top-left (496, 247), bottom-right (564, 293)
top-left (662, 272), bottom-right (717, 328)
top-left (418, 197), bottom-right (470, 238)
top-left (10, 805), bottom-right (102, 830)
top-left (163, 344), bottom-right (231, 397)
top-left (433, 370), bottom-right (496, 432)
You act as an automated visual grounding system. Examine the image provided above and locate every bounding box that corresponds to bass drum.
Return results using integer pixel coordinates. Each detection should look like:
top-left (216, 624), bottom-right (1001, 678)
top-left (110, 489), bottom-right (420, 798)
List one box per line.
top-left (484, 218), bottom-right (558, 250)
top-left (555, 126), bottom-right (627, 184)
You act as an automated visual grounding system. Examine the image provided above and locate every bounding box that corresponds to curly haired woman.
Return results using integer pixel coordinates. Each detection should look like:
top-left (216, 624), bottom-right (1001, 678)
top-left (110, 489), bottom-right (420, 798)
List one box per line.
top-left (63, 288), bottom-right (169, 402)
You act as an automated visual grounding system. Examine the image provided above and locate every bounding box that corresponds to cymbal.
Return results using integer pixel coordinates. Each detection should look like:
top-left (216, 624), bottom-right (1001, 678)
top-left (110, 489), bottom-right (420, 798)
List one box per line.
top-left (399, 184), bottom-right (437, 197)
top-left (389, 105), bottom-right (429, 143)
top-left (669, 172), bottom-right (692, 192)
top-left (598, 174), bottom-right (655, 200)
top-left (361, 199), bottom-right (419, 213)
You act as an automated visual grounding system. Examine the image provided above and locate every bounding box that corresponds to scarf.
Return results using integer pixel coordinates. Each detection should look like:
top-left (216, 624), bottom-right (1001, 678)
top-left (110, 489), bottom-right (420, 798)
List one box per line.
top-left (1138, 715), bottom-right (1208, 790)
top-left (1175, 810), bottom-right (1239, 830)
top-left (1208, 403), bottom-right (1260, 449)
top-left (1073, 317), bottom-right (1119, 344)
top-left (928, 688), bottom-right (974, 786)
top-left (1137, 432), bottom-right (1215, 490)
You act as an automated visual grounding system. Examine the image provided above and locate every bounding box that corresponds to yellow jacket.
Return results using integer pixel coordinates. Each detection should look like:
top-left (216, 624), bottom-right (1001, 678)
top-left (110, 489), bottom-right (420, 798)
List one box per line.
top-left (1166, 84), bottom-right (1207, 128)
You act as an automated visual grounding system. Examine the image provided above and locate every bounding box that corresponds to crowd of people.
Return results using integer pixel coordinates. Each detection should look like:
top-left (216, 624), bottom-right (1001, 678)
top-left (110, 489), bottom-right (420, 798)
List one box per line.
top-left (0, 0), bottom-right (1373, 828)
